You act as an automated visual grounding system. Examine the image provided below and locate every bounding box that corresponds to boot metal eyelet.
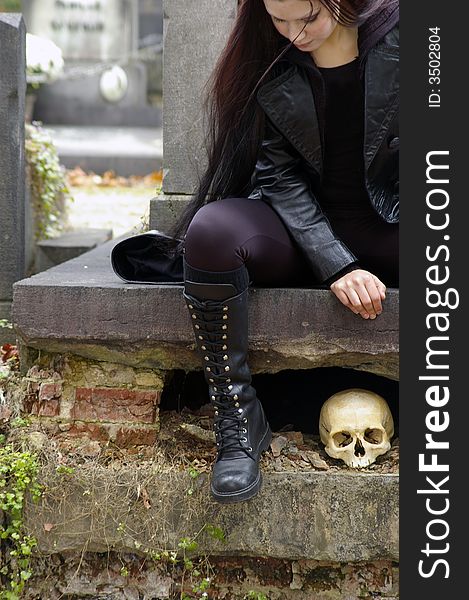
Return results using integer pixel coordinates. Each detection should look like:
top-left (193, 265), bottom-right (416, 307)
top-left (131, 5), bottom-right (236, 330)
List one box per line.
top-left (204, 356), bottom-right (209, 361)
top-left (238, 408), bottom-right (243, 414)
top-left (199, 335), bottom-right (203, 340)
top-left (247, 446), bottom-right (253, 451)
top-left (223, 355), bottom-right (228, 360)
top-left (228, 385), bottom-right (233, 390)
top-left (222, 334), bottom-right (227, 340)
top-left (206, 367), bottom-right (211, 372)
top-left (195, 325), bottom-right (200, 329)
top-left (223, 315), bottom-right (228, 320)
top-left (234, 402), bottom-right (239, 407)
top-left (211, 395), bottom-right (216, 401)
top-left (188, 304), bottom-right (193, 309)
top-left (233, 394), bottom-right (239, 400)
top-left (192, 314), bottom-right (197, 319)
top-left (213, 386), bottom-right (217, 391)
top-left (209, 378), bottom-right (214, 383)
top-left (243, 417), bottom-right (248, 423)
top-left (226, 378), bottom-right (231, 383)
top-left (201, 345), bottom-right (206, 350)
top-left (241, 437), bottom-right (247, 442)
top-left (222, 345), bottom-right (227, 350)
top-left (223, 306), bottom-right (228, 311)
top-left (242, 428), bottom-right (247, 433)
top-left (224, 366), bottom-right (230, 372)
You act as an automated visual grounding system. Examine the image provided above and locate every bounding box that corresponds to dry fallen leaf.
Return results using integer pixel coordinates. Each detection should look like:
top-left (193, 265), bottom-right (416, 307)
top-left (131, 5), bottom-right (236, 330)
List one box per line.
top-left (141, 486), bottom-right (151, 509)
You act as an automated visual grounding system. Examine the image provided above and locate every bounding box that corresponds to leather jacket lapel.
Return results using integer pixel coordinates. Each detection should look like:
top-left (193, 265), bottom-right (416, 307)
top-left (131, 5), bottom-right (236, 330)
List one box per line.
top-left (256, 27), bottom-right (398, 179)
top-left (257, 64), bottom-right (323, 175)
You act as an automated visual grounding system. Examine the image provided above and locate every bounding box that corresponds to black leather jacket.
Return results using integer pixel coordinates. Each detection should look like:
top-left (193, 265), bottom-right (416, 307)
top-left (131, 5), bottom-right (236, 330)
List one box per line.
top-left (246, 22), bottom-right (399, 283)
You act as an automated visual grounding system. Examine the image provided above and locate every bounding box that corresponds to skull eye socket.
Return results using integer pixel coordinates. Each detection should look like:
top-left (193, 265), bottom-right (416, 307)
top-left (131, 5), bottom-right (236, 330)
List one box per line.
top-left (333, 431), bottom-right (353, 448)
top-left (364, 428), bottom-right (384, 444)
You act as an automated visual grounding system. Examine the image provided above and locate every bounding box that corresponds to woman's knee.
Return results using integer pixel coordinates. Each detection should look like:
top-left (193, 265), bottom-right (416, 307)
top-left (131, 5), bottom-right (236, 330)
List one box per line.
top-left (185, 203), bottom-right (234, 247)
top-left (184, 200), bottom-right (245, 269)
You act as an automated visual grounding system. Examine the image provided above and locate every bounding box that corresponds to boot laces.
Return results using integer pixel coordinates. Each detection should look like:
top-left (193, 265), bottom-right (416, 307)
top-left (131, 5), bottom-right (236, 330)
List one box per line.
top-left (185, 293), bottom-right (254, 461)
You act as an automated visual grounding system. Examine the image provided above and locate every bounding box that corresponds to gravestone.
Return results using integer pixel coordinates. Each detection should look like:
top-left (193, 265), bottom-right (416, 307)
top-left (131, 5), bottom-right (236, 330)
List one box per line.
top-left (162, 0), bottom-right (238, 195)
top-left (22, 0), bottom-right (137, 62)
top-left (22, 0), bottom-right (161, 128)
top-left (0, 13), bottom-right (26, 341)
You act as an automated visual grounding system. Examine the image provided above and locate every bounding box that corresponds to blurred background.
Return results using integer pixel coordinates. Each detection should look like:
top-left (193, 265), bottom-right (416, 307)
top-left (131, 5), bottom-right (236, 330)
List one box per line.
top-left (0, 0), bottom-right (163, 276)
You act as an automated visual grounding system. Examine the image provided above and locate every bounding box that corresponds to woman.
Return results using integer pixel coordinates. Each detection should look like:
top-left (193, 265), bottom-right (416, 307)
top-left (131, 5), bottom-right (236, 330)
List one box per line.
top-left (171, 0), bottom-right (399, 504)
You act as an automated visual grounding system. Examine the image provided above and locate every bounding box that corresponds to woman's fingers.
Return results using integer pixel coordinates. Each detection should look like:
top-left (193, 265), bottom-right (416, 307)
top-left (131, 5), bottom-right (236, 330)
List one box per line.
top-left (372, 274), bottom-right (387, 300)
top-left (330, 269), bottom-right (387, 319)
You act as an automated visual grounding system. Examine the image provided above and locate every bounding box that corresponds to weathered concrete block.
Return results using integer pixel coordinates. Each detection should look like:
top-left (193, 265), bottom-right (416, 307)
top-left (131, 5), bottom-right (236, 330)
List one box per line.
top-left (163, 0), bottom-right (237, 194)
top-left (149, 194), bottom-right (190, 233)
top-left (12, 237), bottom-right (399, 379)
top-left (0, 14), bottom-right (26, 303)
top-left (23, 550), bottom-right (399, 599)
top-left (25, 467), bottom-right (398, 562)
top-left (35, 228), bottom-right (113, 273)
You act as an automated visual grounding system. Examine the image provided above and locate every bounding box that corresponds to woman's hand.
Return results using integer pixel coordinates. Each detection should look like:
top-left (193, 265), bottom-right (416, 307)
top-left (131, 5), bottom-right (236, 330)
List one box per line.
top-left (330, 269), bottom-right (386, 319)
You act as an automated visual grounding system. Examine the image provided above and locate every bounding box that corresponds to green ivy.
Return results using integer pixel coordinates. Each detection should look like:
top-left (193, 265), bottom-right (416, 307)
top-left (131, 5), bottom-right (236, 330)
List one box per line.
top-left (25, 123), bottom-right (73, 242)
top-left (0, 1), bottom-right (21, 11)
top-left (244, 592), bottom-right (269, 600)
top-left (0, 444), bottom-right (43, 599)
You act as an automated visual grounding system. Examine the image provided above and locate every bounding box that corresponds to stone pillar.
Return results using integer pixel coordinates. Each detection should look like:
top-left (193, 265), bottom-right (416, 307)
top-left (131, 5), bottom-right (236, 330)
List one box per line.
top-left (0, 14), bottom-right (26, 341)
top-left (150, 0), bottom-right (237, 231)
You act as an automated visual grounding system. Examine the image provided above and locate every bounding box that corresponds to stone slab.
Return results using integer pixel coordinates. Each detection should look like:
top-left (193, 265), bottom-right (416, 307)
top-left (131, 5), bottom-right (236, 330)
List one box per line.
top-left (12, 234), bottom-right (399, 379)
top-left (162, 0), bottom-right (237, 194)
top-left (35, 228), bottom-right (113, 272)
top-left (0, 14), bottom-right (26, 300)
top-left (44, 125), bottom-right (162, 175)
top-left (34, 63), bottom-right (162, 128)
top-left (149, 194), bottom-right (190, 233)
top-left (26, 468), bottom-right (398, 562)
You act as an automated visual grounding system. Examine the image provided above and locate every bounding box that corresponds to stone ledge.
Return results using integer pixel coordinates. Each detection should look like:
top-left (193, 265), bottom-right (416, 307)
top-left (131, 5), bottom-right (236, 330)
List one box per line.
top-left (150, 194), bottom-right (191, 234)
top-left (26, 468), bottom-right (398, 562)
top-left (12, 234), bottom-right (399, 379)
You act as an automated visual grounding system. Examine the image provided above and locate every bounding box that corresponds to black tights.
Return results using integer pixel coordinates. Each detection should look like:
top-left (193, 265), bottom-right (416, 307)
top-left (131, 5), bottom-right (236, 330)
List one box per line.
top-left (184, 197), bottom-right (399, 288)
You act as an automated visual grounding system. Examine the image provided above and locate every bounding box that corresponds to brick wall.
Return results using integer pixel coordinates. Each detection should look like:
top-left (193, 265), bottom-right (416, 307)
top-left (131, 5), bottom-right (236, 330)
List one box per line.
top-left (21, 353), bottom-right (164, 447)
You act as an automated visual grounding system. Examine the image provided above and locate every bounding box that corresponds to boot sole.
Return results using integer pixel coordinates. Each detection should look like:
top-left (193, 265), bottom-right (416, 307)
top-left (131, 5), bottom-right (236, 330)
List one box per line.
top-left (210, 424), bottom-right (273, 504)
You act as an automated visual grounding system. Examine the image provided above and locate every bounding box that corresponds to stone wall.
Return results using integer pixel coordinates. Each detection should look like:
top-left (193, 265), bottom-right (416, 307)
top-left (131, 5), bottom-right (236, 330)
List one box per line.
top-left (21, 352), bottom-right (164, 448)
top-left (23, 551), bottom-right (399, 599)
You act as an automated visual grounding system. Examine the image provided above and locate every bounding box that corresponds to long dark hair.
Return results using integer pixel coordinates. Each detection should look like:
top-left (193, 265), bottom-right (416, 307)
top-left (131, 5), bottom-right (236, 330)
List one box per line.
top-left (169, 0), bottom-right (397, 242)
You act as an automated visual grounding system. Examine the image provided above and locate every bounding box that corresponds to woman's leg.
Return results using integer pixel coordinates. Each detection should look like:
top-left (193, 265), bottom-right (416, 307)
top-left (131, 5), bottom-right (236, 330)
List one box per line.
top-left (183, 196), bottom-right (314, 286)
top-left (182, 196), bottom-right (315, 504)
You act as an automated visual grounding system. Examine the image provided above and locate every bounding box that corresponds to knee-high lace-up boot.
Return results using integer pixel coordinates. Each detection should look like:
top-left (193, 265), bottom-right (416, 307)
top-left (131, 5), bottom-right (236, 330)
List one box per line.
top-left (182, 259), bottom-right (272, 503)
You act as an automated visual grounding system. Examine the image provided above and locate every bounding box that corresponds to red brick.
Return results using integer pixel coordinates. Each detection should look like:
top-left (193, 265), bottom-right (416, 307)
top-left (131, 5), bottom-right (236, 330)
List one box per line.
top-left (72, 387), bottom-right (160, 423)
top-left (114, 426), bottom-right (158, 448)
top-left (38, 382), bottom-right (62, 401)
top-left (65, 422), bottom-right (110, 442)
top-left (30, 398), bottom-right (60, 417)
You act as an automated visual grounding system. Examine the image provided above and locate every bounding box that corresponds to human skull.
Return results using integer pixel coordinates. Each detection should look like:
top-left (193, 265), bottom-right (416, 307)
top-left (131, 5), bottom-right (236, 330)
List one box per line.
top-left (319, 388), bottom-right (394, 468)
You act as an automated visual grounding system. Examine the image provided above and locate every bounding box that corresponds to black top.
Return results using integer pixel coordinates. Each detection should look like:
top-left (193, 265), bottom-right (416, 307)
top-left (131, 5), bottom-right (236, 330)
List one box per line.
top-left (318, 57), bottom-right (369, 217)
top-left (318, 58), bottom-right (372, 284)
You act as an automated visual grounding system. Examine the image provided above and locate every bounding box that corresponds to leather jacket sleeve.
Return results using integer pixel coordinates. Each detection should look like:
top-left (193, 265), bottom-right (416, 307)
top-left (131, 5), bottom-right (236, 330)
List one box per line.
top-left (247, 117), bottom-right (358, 283)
